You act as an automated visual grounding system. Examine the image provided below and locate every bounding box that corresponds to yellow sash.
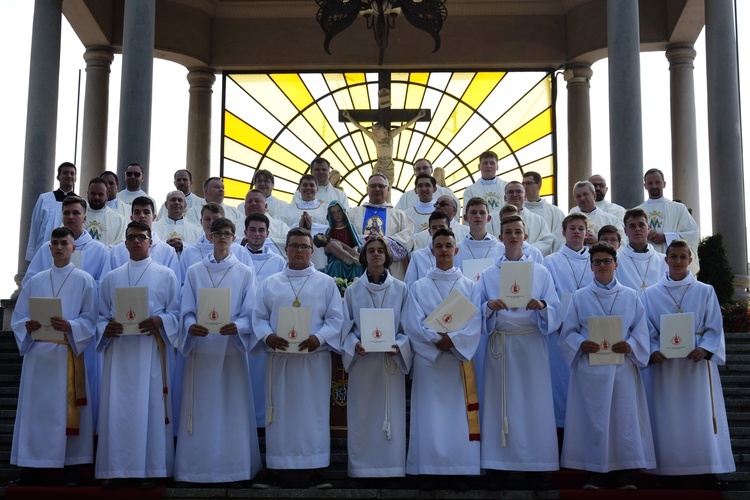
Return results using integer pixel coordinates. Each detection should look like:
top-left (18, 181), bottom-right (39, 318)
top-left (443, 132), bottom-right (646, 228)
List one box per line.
top-left (460, 360), bottom-right (480, 441)
top-left (39, 338), bottom-right (86, 436)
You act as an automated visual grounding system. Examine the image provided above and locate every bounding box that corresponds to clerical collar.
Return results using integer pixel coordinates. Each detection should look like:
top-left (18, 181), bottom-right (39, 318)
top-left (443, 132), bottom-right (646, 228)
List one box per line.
top-left (246, 245), bottom-right (264, 254)
top-left (415, 201), bottom-right (434, 213)
top-left (479, 177), bottom-right (497, 186)
top-left (627, 244), bottom-right (649, 254)
top-left (468, 232), bottom-right (492, 241)
top-left (565, 244), bottom-right (586, 255)
top-left (54, 188), bottom-right (76, 201)
top-left (366, 270), bottom-right (388, 284)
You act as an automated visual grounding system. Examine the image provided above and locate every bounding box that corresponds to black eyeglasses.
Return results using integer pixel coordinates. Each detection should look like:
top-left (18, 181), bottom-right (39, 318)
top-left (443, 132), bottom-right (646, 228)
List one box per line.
top-left (126, 172), bottom-right (142, 177)
top-left (592, 258), bottom-right (615, 266)
top-left (287, 243), bottom-right (312, 250)
top-left (434, 201), bottom-right (452, 207)
top-left (126, 234), bottom-right (150, 242)
top-left (211, 231), bottom-right (234, 239)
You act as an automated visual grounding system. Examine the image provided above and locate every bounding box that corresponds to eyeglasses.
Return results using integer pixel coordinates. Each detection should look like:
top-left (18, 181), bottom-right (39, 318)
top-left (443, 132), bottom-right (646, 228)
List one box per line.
top-left (592, 258), bottom-right (615, 266)
top-left (434, 201), bottom-right (453, 208)
top-left (287, 243), bottom-right (313, 250)
top-left (125, 172), bottom-right (142, 178)
top-left (211, 231), bottom-right (234, 239)
top-left (126, 234), bottom-right (151, 242)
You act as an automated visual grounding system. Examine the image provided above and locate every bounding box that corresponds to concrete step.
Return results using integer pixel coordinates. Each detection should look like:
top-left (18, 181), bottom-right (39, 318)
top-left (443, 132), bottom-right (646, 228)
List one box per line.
top-left (726, 354), bottom-right (750, 364)
top-left (0, 386), bottom-right (18, 397)
top-left (728, 412), bottom-right (750, 423)
top-left (721, 363), bottom-right (750, 373)
top-left (721, 374), bottom-right (750, 386)
top-left (729, 426), bottom-right (750, 436)
top-left (731, 438), bottom-right (750, 451)
top-left (726, 332), bottom-right (750, 342)
top-left (724, 387), bottom-right (750, 397)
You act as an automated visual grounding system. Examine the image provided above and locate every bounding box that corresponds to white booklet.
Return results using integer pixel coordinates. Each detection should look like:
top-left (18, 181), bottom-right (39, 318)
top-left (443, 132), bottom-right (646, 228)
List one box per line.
top-left (462, 258), bottom-right (494, 283)
top-left (276, 306), bottom-right (311, 354)
top-left (587, 316), bottom-right (623, 365)
top-left (115, 287), bottom-right (149, 335)
top-left (500, 261), bottom-right (533, 309)
top-left (29, 297), bottom-right (65, 342)
top-left (424, 288), bottom-right (479, 333)
top-left (360, 308), bottom-right (396, 352)
top-left (660, 312), bottom-right (695, 359)
top-left (197, 288), bottom-right (231, 333)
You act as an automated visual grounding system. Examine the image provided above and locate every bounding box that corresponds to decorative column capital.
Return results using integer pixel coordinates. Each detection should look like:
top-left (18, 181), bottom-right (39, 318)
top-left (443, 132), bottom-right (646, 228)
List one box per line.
top-left (83, 45), bottom-right (114, 70)
top-left (187, 67), bottom-right (216, 92)
top-left (666, 42), bottom-right (696, 70)
top-left (564, 63), bottom-right (593, 88)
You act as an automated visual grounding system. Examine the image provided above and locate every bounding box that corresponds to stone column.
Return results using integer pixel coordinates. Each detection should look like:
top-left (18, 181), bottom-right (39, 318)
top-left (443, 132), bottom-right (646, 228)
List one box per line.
top-left (607, 0), bottom-right (643, 209)
top-left (666, 43), bottom-right (700, 226)
top-left (705, 0), bottom-right (747, 277)
top-left (18, 0), bottom-right (63, 278)
top-left (80, 46), bottom-right (114, 185)
top-left (565, 63), bottom-right (593, 209)
top-left (186, 67), bottom-right (216, 196)
top-left (116, 0), bottom-right (155, 191)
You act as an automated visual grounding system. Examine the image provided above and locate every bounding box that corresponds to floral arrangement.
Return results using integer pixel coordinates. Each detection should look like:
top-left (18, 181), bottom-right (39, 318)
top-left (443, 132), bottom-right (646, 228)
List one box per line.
top-left (334, 277), bottom-right (358, 297)
top-left (722, 300), bottom-right (750, 333)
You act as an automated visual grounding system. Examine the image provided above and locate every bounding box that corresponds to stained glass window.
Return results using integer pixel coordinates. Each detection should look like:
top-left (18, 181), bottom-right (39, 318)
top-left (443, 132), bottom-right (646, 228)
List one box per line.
top-left (222, 71), bottom-right (556, 206)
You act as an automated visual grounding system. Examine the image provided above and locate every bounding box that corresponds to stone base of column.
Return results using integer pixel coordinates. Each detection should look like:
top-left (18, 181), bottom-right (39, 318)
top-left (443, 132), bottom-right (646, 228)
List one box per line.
top-left (733, 274), bottom-right (750, 301)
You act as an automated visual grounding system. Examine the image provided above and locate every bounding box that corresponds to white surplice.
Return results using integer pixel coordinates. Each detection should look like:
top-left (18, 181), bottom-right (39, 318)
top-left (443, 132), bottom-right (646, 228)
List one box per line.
top-left (616, 244), bottom-right (667, 296)
top-left (642, 272), bottom-right (735, 475)
top-left (110, 232), bottom-right (181, 282)
top-left (185, 203), bottom-right (242, 225)
top-left (152, 217), bottom-right (203, 247)
top-left (395, 185), bottom-right (461, 222)
top-left (477, 255), bottom-right (561, 471)
top-left (559, 279), bottom-right (656, 472)
top-left (85, 206), bottom-right (127, 247)
top-left (595, 199), bottom-right (627, 221)
top-left (251, 264), bottom-right (344, 469)
top-left (636, 197), bottom-right (699, 254)
top-left (403, 267), bottom-right (482, 475)
top-left (11, 265), bottom-right (96, 467)
top-left (175, 255), bottom-right (262, 482)
top-left (543, 245), bottom-right (593, 427)
top-left (95, 258), bottom-right (180, 479)
top-left (569, 206), bottom-right (627, 245)
top-left (455, 233), bottom-right (503, 272)
top-left (179, 235), bottom-right (250, 280)
top-left (413, 222), bottom-right (469, 250)
top-left (156, 192), bottom-right (205, 221)
top-left (291, 182), bottom-right (349, 210)
top-left (25, 191), bottom-right (68, 261)
top-left (463, 177), bottom-right (508, 212)
top-left (404, 246), bottom-right (435, 288)
top-left (525, 199), bottom-right (566, 252)
top-left (341, 272), bottom-right (413, 478)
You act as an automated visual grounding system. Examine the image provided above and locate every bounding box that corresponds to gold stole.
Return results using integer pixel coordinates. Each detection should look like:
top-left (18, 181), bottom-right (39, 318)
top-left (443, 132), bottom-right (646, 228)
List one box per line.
top-left (153, 333), bottom-right (170, 425)
top-left (40, 339), bottom-right (86, 436)
top-left (460, 360), bottom-right (480, 441)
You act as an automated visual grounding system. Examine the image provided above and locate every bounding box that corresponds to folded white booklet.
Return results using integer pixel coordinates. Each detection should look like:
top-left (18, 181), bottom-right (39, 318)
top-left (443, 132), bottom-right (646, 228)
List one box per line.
top-left (462, 258), bottom-right (494, 283)
top-left (500, 261), bottom-right (533, 309)
top-left (660, 312), bottom-right (695, 359)
top-left (587, 316), bottom-right (623, 365)
top-left (276, 306), bottom-right (311, 354)
top-left (360, 308), bottom-right (396, 353)
top-left (424, 288), bottom-right (478, 333)
top-left (115, 287), bottom-right (149, 335)
top-left (197, 288), bottom-right (231, 333)
top-left (29, 297), bottom-right (65, 342)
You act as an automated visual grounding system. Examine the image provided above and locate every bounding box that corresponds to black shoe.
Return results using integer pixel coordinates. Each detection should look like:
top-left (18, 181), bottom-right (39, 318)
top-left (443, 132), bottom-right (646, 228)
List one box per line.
top-left (224, 481), bottom-right (245, 489)
top-left (309, 471), bottom-right (332, 489)
top-left (583, 472), bottom-right (606, 490)
top-left (613, 471), bottom-right (636, 490)
top-left (63, 467), bottom-right (80, 487)
top-left (139, 478), bottom-right (162, 489)
top-left (252, 469), bottom-right (281, 489)
top-left (8, 468), bottom-right (36, 487)
top-left (100, 478), bottom-right (123, 489)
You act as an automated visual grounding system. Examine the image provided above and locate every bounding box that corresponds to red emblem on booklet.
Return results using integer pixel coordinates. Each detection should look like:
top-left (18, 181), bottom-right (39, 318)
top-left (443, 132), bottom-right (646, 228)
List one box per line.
top-left (442, 313), bottom-right (453, 324)
top-left (510, 281), bottom-right (520, 294)
top-left (210, 308), bottom-right (219, 321)
top-left (671, 334), bottom-right (681, 345)
top-left (288, 327), bottom-right (298, 340)
top-left (126, 308), bottom-right (136, 321)
top-left (373, 327), bottom-right (382, 339)
top-left (600, 338), bottom-right (610, 350)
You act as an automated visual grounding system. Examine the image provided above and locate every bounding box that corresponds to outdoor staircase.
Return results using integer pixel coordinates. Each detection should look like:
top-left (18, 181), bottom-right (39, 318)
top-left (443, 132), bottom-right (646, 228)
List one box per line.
top-left (0, 325), bottom-right (747, 498)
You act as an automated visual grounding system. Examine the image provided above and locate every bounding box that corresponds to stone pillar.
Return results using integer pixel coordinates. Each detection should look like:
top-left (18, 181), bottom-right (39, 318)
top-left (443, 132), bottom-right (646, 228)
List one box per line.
top-left (666, 43), bottom-right (700, 226)
top-left (80, 46), bottom-right (114, 185)
top-left (18, 0), bottom-right (63, 279)
top-left (186, 67), bottom-right (216, 196)
top-left (116, 0), bottom-right (155, 191)
top-left (705, 0), bottom-right (747, 277)
top-left (607, 0), bottom-right (643, 209)
top-left (565, 63), bottom-right (593, 209)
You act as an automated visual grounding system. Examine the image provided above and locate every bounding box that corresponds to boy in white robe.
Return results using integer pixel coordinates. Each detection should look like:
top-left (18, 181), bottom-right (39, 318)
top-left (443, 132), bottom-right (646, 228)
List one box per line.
top-left (342, 236), bottom-right (412, 482)
top-left (543, 213), bottom-right (593, 429)
top-left (559, 242), bottom-right (655, 490)
top-left (463, 151), bottom-right (508, 211)
top-left (10, 227), bottom-right (96, 487)
top-left (456, 197), bottom-right (502, 274)
top-left (477, 215), bottom-right (560, 478)
top-left (403, 229), bottom-right (482, 486)
top-left (252, 228), bottom-right (344, 488)
top-left (616, 208), bottom-right (667, 296)
top-left (95, 221), bottom-right (180, 488)
top-left (175, 218), bottom-right (262, 485)
top-left (642, 240), bottom-right (734, 484)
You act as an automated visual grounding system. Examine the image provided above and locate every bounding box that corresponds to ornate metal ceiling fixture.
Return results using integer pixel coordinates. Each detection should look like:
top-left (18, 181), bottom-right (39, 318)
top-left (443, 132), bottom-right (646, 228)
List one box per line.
top-left (316, 0), bottom-right (447, 65)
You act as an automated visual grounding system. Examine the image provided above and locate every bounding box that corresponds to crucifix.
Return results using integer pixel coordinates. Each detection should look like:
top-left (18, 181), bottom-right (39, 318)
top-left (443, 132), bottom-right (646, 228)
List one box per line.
top-left (339, 71), bottom-right (431, 199)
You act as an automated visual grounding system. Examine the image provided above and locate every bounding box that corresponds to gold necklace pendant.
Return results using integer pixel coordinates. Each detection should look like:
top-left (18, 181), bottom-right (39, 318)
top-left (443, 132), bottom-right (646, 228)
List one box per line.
top-left (293, 299), bottom-right (301, 307)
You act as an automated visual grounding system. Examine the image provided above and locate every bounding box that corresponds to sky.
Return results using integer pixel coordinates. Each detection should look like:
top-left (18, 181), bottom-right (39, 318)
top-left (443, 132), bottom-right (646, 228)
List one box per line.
top-left (0, 2), bottom-right (748, 300)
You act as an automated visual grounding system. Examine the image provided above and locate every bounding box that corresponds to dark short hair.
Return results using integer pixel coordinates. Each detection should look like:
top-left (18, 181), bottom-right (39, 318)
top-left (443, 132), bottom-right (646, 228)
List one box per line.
top-left (597, 225), bottom-right (621, 241)
top-left (562, 213), bottom-right (588, 231)
top-left (201, 202), bottom-right (225, 217)
top-left (100, 170), bottom-right (118, 183)
top-left (62, 195), bottom-right (87, 211)
top-left (57, 162), bottom-right (76, 175)
top-left (300, 174), bottom-right (317, 185)
top-left (210, 217), bottom-right (235, 234)
top-left (428, 210), bottom-right (450, 225)
top-left (523, 171), bottom-right (542, 184)
top-left (174, 169), bottom-right (192, 181)
top-left (415, 174), bottom-right (436, 188)
top-left (665, 238), bottom-right (692, 257)
top-left (499, 204), bottom-right (520, 217)
top-left (644, 168), bottom-right (665, 181)
top-left (126, 220), bottom-right (152, 239)
top-left (310, 157), bottom-right (330, 169)
top-left (203, 177), bottom-right (222, 190)
top-left (51, 226), bottom-right (75, 240)
top-left (127, 163), bottom-right (144, 173)
top-left (88, 177), bottom-right (107, 188)
top-left (286, 227), bottom-right (313, 247)
top-left (623, 208), bottom-right (648, 226)
top-left (432, 228), bottom-right (456, 242)
top-left (589, 242), bottom-right (617, 262)
top-left (244, 212), bottom-right (270, 230)
top-left (464, 196), bottom-right (489, 212)
top-left (500, 214), bottom-right (525, 231)
top-left (131, 196), bottom-right (155, 213)
top-left (359, 235), bottom-right (393, 269)
top-left (479, 151), bottom-right (498, 162)
top-left (252, 169), bottom-right (275, 185)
